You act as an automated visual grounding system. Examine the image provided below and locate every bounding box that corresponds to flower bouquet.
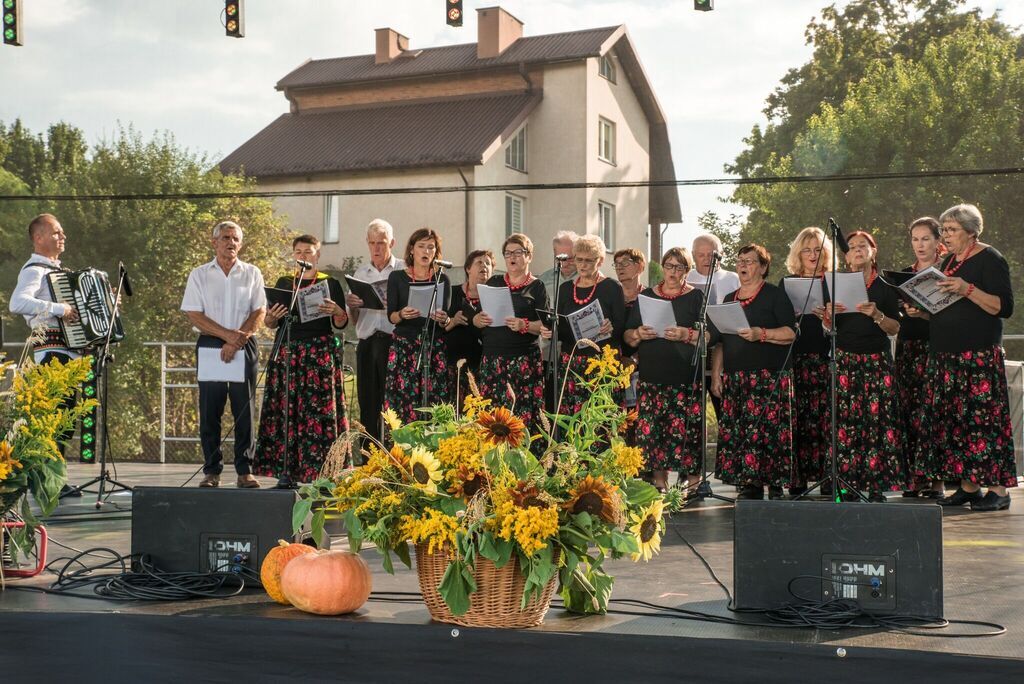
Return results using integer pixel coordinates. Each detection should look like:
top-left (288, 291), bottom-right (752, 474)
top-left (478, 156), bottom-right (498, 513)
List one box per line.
top-left (295, 341), bottom-right (679, 625)
top-left (1, 355), bottom-right (97, 562)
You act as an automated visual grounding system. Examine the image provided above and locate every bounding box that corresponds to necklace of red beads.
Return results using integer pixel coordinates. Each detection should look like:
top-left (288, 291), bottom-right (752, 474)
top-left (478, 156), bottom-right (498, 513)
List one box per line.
top-left (655, 283), bottom-right (687, 300)
top-left (463, 283), bottom-right (480, 307)
top-left (504, 273), bottom-right (534, 292)
top-left (943, 242), bottom-right (978, 277)
top-left (573, 275), bottom-right (603, 305)
top-left (406, 267), bottom-right (434, 283)
top-left (734, 280), bottom-right (766, 308)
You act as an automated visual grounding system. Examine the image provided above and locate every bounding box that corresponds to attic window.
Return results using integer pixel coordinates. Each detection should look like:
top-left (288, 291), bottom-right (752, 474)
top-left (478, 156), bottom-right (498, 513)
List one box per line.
top-left (599, 55), bottom-right (616, 83)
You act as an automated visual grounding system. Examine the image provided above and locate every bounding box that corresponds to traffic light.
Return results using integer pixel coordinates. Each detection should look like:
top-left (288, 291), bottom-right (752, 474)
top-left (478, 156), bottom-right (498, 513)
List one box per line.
top-left (694, 0), bottom-right (714, 11)
top-left (225, 0), bottom-right (244, 38)
top-left (446, 0), bottom-right (463, 28)
top-left (3, 0), bottom-right (22, 46)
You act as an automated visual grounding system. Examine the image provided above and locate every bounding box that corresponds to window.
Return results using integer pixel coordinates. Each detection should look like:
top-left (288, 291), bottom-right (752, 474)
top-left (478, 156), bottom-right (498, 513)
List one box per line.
top-left (599, 201), bottom-right (615, 251)
top-left (598, 117), bottom-right (616, 164)
top-left (505, 125), bottom-right (527, 172)
top-left (505, 194), bottom-right (524, 236)
top-left (599, 54), bottom-right (616, 83)
top-left (323, 195), bottom-right (340, 243)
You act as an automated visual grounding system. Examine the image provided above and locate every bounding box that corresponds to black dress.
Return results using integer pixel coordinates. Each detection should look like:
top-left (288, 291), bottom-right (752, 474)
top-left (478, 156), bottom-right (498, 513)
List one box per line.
top-left (446, 283), bottom-right (484, 406)
top-left (894, 265), bottom-right (932, 476)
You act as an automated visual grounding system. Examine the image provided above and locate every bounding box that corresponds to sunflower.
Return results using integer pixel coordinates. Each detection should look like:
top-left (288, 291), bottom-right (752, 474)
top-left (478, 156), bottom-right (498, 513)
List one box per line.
top-left (563, 475), bottom-right (619, 523)
top-left (629, 499), bottom-right (665, 562)
top-left (408, 446), bottom-right (443, 494)
top-left (510, 480), bottom-right (549, 509)
top-left (477, 407), bottom-right (526, 448)
top-left (618, 408), bottom-right (639, 435)
top-left (448, 465), bottom-right (488, 499)
top-left (381, 408), bottom-right (402, 431)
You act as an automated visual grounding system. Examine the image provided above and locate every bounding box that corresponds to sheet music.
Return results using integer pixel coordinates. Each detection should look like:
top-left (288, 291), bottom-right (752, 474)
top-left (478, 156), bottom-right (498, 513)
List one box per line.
top-left (637, 294), bottom-right (676, 337)
top-left (825, 272), bottom-right (870, 312)
top-left (784, 278), bottom-right (824, 315)
top-left (899, 266), bottom-right (963, 314)
top-left (344, 275), bottom-right (387, 310)
top-left (706, 302), bottom-right (750, 335)
top-left (297, 280), bottom-right (331, 323)
top-left (566, 300), bottom-right (609, 342)
top-left (477, 285), bottom-right (516, 326)
top-left (197, 347), bottom-right (245, 383)
top-left (409, 284), bottom-right (446, 317)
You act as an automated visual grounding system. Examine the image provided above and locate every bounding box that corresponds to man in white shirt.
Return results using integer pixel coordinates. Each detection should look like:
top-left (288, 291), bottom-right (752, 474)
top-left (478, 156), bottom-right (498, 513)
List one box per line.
top-left (9, 214), bottom-right (84, 497)
top-left (180, 220), bottom-right (267, 488)
top-left (345, 219), bottom-right (404, 447)
top-left (686, 233), bottom-right (740, 305)
top-left (537, 231), bottom-right (578, 410)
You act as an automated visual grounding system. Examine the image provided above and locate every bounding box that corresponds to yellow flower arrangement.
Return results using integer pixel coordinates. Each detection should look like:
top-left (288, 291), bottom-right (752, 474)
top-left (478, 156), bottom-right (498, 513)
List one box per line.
top-left (612, 442), bottom-right (644, 478)
top-left (494, 499), bottom-right (560, 556)
top-left (401, 509), bottom-right (460, 555)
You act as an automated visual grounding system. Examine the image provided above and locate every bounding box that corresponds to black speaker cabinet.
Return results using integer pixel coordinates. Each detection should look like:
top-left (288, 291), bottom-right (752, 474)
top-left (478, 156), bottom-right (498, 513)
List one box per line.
top-left (734, 501), bottom-right (942, 618)
top-left (131, 486), bottom-right (314, 575)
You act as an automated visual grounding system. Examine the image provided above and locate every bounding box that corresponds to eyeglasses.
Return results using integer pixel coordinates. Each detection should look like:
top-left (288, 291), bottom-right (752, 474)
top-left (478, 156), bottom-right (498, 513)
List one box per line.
top-left (613, 259), bottom-right (638, 268)
top-left (575, 257), bottom-right (599, 266)
top-left (800, 247), bottom-right (822, 255)
top-left (662, 263), bottom-right (687, 273)
top-left (503, 249), bottom-right (528, 258)
top-left (736, 258), bottom-right (760, 267)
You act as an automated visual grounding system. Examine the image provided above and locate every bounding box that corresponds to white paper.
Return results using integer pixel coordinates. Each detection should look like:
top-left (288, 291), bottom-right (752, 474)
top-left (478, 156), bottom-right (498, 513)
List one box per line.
top-left (477, 284), bottom-right (516, 327)
top-left (900, 266), bottom-right (963, 315)
top-left (690, 281), bottom-right (717, 307)
top-left (825, 272), bottom-right (870, 312)
top-left (566, 300), bottom-right (609, 342)
top-left (637, 294), bottom-right (677, 338)
top-left (297, 280), bottom-right (330, 323)
top-left (706, 302), bottom-right (750, 335)
top-left (408, 284), bottom-right (446, 317)
top-left (197, 347), bottom-right (245, 383)
top-left (784, 278), bottom-right (824, 315)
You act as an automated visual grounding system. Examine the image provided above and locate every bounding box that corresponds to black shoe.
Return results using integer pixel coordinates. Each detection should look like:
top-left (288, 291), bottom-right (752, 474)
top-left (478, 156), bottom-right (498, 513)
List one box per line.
top-left (920, 489), bottom-right (943, 499)
top-left (901, 489), bottom-right (920, 498)
top-left (275, 477), bottom-right (298, 490)
top-left (768, 486), bottom-right (785, 500)
top-left (59, 484), bottom-right (82, 498)
top-left (840, 489), bottom-right (861, 502)
top-left (789, 485), bottom-right (807, 497)
top-left (970, 491), bottom-right (1011, 511)
top-left (937, 487), bottom-right (984, 507)
top-left (868, 492), bottom-right (887, 503)
top-left (737, 485), bottom-right (764, 500)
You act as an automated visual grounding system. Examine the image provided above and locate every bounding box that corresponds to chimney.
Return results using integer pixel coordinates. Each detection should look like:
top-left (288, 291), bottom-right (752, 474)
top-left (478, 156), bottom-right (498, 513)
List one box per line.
top-left (477, 7), bottom-right (523, 59)
top-left (375, 28), bottom-right (408, 64)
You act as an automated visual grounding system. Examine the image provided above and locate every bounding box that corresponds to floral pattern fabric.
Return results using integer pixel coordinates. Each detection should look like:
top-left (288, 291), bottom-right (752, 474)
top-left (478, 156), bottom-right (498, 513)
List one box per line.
top-left (384, 334), bottom-right (452, 424)
top-left (715, 369), bottom-right (794, 487)
top-left (477, 348), bottom-right (546, 439)
top-left (913, 347), bottom-right (1018, 487)
top-left (792, 352), bottom-right (830, 483)
top-left (636, 381), bottom-right (704, 475)
top-left (253, 335), bottom-right (349, 483)
top-left (895, 339), bottom-right (930, 471)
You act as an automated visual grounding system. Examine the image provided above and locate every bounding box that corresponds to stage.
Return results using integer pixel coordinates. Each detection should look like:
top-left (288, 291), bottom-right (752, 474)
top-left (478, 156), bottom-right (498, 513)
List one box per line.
top-left (2, 463), bottom-right (1023, 682)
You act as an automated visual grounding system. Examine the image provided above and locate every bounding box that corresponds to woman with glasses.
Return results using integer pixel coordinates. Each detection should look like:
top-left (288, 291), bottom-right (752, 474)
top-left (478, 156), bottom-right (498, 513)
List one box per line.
top-left (710, 244), bottom-right (796, 500)
top-left (623, 248), bottom-right (707, 494)
top-left (614, 248), bottom-right (647, 445)
top-left (912, 204), bottom-right (1016, 511)
top-left (472, 233), bottom-right (548, 439)
top-left (445, 249), bottom-right (494, 407)
top-left (540, 234), bottom-right (626, 415)
top-left (781, 227), bottom-right (833, 496)
top-left (897, 218), bottom-right (945, 498)
top-left (817, 231), bottom-right (903, 501)
top-left (384, 228), bottom-right (454, 423)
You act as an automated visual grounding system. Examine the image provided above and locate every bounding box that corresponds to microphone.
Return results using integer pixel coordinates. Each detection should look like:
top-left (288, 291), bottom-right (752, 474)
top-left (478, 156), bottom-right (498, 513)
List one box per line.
top-left (711, 250), bottom-right (722, 263)
top-left (294, 259), bottom-right (314, 270)
top-left (434, 259), bottom-right (454, 268)
top-left (554, 253), bottom-right (571, 262)
top-left (118, 261), bottom-right (134, 297)
top-left (828, 217), bottom-right (850, 253)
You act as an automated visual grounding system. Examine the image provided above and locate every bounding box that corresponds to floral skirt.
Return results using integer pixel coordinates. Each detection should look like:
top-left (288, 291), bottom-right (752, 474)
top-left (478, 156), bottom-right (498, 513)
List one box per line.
top-left (792, 353), bottom-right (830, 483)
top-left (477, 348), bottom-right (545, 437)
top-left (715, 369), bottom-right (794, 487)
top-left (636, 381), bottom-right (704, 475)
top-left (384, 334), bottom-right (452, 424)
top-left (913, 347), bottom-right (1018, 487)
top-left (253, 336), bottom-right (349, 483)
top-left (895, 339), bottom-right (930, 471)
top-left (834, 350), bottom-right (905, 492)
top-left (556, 350), bottom-right (624, 416)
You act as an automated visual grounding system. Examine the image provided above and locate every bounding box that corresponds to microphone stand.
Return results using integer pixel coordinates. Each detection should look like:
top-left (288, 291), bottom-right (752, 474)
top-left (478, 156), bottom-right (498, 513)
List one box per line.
top-left (689, 254), bottom-right (734, 504)
top-left (547, 258), bottom-right (565, 440)
top-left (272, 262), bottom-right (309, 489)
top-left (415, 261), bottom-right (447, 406)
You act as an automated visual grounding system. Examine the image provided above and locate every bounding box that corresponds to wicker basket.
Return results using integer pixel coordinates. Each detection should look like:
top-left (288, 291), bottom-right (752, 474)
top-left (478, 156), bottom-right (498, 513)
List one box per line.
top-left (415, 543), bottom-right (560, 628)
top-left (0, 488), bottom-right (26, 518)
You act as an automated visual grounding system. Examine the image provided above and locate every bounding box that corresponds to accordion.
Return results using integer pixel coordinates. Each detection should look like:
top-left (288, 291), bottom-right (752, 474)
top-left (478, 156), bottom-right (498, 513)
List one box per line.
top-left (46, 268), bottom-right (126, 349)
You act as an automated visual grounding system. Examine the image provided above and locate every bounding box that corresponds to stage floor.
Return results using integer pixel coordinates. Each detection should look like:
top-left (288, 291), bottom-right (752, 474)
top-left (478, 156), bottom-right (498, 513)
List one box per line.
top-left (3, 462), bottom-right (1024, 679)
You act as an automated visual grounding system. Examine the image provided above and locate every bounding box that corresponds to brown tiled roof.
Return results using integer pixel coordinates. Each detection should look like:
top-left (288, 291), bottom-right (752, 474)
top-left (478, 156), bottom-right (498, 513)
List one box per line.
top-left (219, 92), bottom-right (541, 177)
top-left (276, 26), bottom-right (620, 90)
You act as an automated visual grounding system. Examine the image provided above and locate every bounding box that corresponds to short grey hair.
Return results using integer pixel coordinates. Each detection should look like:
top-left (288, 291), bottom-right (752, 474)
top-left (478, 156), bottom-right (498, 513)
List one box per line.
top-left (366, 218), bottom-right (394, 240)
top-left (212, 220), bottom-right (243, 240)
top-left (692, 233), bottom-right (722, 252)
top-left (552, 230), bottom-right (579, 245)
top-left (939, 203), bottom-right (984, 236)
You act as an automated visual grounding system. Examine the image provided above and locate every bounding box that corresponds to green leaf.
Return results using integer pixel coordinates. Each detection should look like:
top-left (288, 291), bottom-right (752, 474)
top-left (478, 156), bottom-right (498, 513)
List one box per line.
top-left (438, 558), bottom-right (476, 616)
top-left (610, 529), bottom-right (639, 555)
top-left (381, 548), bottom-right (394, 574)
top-left (310, 507), bottom-right (326, 549)
top-left (291, 498), bottom-right (312, 536)
top-left (393, 541), bottom-right (412, 569)
top-left (623, 478), bottom-right (660, 507)
top-left (343, 507), bottom-right (363, 552)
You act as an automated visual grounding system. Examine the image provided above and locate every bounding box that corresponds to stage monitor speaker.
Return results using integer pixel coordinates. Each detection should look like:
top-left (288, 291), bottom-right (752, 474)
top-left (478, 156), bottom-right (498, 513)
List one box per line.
top-left (131, 486), bottom-right (319, 576)
top-left (733, 501), bottom-right (942, 618)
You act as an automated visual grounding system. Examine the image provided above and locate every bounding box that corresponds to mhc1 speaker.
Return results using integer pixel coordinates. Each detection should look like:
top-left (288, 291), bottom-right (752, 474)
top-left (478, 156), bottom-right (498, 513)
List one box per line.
top-left (733, 501), bottom-right (942, 618)
top-left (131, 486), bottom-right (316, 575)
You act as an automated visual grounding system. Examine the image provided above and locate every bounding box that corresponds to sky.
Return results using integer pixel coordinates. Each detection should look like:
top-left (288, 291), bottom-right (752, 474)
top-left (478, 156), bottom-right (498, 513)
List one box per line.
top-left (1, 0), bottom-right (1022, 250)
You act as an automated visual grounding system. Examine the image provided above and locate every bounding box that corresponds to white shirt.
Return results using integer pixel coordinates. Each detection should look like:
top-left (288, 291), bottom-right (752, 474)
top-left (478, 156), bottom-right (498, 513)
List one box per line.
top-left (350, 255), bottom-right (404, 339)
top-left (687, 268), bottom-right (740, 305)
top-left (180, 259), bottom-right (267, 330)
top-left (10, 254), bottom-right (72, 328)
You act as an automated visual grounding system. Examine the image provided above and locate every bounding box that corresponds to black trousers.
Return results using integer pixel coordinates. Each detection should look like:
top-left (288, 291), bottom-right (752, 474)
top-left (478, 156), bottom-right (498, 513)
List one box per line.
top-left (197, 337), bottom-right (257, 476)
top-left (39, 351), bottom-right (78, 457)
top-left (356, 333), bottom-right (392, 446)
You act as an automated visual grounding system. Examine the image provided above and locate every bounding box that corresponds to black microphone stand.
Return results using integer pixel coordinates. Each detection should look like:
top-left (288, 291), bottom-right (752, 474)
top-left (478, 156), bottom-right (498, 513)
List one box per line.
top-left (689, 254), bottom-right (735, 504)
top-left (272, 262), bottom-right (309, 489)
top-left (415, 261), bottom-right (447, 405)
top-left (66, 264), bottom-right (132, 508)
top-left (546, 257), bottom-right (565, 440)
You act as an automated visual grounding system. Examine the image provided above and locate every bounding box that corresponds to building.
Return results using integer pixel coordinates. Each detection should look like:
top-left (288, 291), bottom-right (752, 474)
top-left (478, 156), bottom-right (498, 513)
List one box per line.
top-left (220, 6), bottom-right (680, 276)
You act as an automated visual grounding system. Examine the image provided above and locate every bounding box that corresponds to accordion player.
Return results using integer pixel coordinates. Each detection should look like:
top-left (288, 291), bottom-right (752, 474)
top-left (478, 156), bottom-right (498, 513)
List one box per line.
top-left (47, 268), bottom-right (126, 349)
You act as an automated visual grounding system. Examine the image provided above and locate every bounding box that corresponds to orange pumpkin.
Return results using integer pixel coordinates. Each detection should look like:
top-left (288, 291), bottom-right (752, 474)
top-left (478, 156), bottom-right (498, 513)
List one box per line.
top-left (280, 549), bottom-right (373, 615)
top-left (260, 539), bottom-right (316, 605)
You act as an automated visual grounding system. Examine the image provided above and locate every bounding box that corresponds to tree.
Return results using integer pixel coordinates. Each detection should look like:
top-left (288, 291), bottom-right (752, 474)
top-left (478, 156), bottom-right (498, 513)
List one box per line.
top-left (695, 211), bottom-right (743, 269)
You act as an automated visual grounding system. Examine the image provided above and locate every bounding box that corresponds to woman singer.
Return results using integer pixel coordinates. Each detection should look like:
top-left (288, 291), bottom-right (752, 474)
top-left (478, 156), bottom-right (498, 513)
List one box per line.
top-left (445, 250), bottom-right (494, 407)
